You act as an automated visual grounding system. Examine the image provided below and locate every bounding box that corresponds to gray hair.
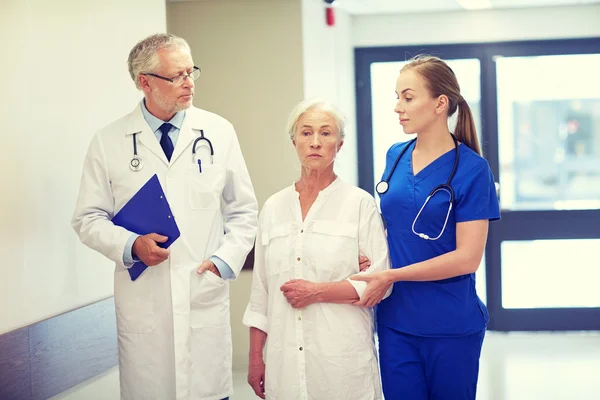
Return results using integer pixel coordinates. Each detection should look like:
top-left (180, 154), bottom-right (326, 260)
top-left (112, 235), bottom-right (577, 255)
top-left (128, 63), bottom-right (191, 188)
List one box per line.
top-left (127, 33), bottom-right (191, 90)
top-left (285, 98), bottom-right (346, 140)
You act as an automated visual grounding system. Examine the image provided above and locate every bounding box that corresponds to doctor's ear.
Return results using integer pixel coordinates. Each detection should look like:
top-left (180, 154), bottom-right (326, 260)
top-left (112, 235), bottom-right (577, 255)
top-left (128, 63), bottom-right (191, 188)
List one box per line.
top-left (435, 95), bottom-right (449, 115)
top-left (139, 75), bottom-right (152, 93)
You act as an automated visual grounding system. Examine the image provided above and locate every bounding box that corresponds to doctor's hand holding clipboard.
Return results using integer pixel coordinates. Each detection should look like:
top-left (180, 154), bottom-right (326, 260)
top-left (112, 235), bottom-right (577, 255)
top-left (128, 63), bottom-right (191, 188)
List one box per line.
top-left (110, 173), bottom-right (182, 281)
top-left (132, 233), bottom-right (170, 266)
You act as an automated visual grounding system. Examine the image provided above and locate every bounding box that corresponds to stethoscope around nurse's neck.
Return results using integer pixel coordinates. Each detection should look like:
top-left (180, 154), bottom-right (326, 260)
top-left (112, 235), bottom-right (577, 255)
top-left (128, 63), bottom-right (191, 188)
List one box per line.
top-left (376, 133), bottom-right (460, 241)
top-left (129, 129), bottom-right (215, 172)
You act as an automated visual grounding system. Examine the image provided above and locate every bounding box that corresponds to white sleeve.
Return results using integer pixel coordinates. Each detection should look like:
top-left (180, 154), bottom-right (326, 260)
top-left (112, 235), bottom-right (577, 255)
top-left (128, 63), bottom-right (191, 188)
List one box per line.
top-left (71, 134), bottom-right (132, 266)
top-left (346, 196), bottom-right (392, 300)
top-left (242, 210), bottom-right (269, 334)
top-left (212, 123), bottom-right (259, 278)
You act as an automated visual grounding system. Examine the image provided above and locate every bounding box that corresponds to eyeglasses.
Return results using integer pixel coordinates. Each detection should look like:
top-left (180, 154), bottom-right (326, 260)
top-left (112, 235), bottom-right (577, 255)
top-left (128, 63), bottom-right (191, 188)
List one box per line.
top-left (142, 66), bottom-right (201, 85)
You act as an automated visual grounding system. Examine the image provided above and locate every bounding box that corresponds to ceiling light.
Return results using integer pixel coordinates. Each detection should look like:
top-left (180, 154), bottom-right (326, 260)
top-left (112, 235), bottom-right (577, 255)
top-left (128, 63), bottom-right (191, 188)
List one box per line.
top-left (457, 0), bottom-right (492, 10)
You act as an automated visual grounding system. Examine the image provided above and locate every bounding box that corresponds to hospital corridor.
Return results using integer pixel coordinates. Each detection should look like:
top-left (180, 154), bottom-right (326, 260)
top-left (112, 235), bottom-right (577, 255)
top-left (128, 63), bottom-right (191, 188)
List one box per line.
top-left (1, 0), bottom-right (599, 399)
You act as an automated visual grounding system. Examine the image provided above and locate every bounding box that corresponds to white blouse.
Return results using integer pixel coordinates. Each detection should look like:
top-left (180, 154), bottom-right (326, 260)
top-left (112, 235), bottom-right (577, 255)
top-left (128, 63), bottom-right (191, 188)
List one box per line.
top-left (243, 178), bottom-right (391, 400)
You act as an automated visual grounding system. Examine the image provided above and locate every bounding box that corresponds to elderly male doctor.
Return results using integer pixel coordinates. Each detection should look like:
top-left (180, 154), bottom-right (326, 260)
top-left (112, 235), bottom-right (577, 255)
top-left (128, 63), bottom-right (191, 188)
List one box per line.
top-left (72, 33), bottom-right (258, 400)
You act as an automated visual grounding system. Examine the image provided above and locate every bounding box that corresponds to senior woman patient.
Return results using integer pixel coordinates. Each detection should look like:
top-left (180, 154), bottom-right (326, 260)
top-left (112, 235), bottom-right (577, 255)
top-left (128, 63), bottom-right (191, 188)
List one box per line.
top-left (243, 99), bottom-right (391, 400)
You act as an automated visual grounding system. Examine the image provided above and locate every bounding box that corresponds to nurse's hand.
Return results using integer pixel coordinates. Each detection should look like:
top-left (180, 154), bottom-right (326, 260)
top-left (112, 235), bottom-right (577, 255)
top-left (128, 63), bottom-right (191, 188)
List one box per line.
top-left (280, 279), bottom-right (319, 308)
top-left (350, 271), bottom-right (393, 308)
top-left (359, 255), bottom-right (371, 272)
top-left (248, 355), bottom-right (266, 399)
top-left (196, 260), bottom-right (221, 277)
top-left (132, 233), bottom-right (169, 266)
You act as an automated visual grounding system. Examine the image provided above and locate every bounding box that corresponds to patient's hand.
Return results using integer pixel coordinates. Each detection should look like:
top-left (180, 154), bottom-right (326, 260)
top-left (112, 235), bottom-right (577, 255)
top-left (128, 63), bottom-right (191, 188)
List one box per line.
top-left (248, 355), bottom-right (266, 399)
top-left (280, 279), bottom-right (320, 309)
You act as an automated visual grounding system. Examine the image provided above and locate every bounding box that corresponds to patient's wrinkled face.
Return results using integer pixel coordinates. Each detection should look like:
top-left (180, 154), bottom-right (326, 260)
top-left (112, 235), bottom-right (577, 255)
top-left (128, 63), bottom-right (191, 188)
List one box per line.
top-left (293, 109), bottom-right (343, 172)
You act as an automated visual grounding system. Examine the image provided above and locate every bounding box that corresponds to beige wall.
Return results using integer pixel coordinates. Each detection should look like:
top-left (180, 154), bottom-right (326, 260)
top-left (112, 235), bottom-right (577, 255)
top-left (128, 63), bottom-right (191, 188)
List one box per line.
top-left (167, 0), bottom-right (305, 370)
top-left (301, 0), bottom-right (357, 185)
top-left (0, 0), bottom-right (166, 335)
top-left (168, 0), bottom-right (304, 208)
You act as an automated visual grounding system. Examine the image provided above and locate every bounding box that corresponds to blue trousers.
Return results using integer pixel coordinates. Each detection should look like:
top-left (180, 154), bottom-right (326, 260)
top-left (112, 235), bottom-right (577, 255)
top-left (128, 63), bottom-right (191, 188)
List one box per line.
top-left (377, 324), bottom-right (485, 400)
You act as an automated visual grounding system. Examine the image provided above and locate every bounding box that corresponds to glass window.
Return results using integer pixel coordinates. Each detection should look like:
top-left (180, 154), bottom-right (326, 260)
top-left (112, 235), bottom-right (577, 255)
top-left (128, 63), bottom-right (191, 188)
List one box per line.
top-left (496, 54), bottom-right (600, 211)
top-left (501, 239), bottom-right (600, 309)
top-left (476, 256), bottom-right (486, 305)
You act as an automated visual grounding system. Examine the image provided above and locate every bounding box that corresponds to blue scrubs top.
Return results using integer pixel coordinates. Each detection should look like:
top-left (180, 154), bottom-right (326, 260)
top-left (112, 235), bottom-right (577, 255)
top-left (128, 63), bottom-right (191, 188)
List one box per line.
top-left (377, 140), bottom-right (500, 337)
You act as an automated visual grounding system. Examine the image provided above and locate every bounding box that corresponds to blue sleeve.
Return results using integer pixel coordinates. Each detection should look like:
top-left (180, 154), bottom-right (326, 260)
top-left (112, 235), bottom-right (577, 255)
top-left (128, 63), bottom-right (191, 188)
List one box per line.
top-left (455, 162), bottom-right (501, 223)
top-left (210, 256), bottom-right (235, 280)
top-left (123, 233), bottom-right (141, 268)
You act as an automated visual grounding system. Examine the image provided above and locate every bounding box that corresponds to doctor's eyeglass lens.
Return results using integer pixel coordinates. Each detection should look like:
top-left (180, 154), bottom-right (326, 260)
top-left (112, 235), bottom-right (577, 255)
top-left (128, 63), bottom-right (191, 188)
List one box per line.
top-left (142, 66), bottom-right (201, 85)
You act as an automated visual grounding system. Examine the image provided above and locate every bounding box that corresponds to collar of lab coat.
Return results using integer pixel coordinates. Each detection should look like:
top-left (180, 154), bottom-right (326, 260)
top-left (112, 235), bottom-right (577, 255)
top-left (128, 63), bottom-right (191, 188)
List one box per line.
top-left (124, 102), bottom-right (205, 166)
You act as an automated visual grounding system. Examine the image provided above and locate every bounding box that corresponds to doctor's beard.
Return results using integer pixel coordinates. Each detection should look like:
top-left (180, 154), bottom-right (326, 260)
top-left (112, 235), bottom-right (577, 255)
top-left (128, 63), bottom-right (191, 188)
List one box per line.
top-left (151, 86), bottom-right (193, 115)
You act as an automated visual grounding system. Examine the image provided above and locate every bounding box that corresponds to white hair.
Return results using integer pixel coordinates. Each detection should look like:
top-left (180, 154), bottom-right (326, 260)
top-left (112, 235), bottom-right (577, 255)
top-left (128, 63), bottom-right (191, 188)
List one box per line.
top-left (285, 98), bottom-right (346, 140)
top-left (127, 33), bottom-right (191, 90)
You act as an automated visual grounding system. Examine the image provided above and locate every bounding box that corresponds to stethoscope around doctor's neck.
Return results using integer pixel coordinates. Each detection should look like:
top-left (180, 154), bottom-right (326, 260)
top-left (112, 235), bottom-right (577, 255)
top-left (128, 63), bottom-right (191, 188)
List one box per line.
top-left (129, 129), bottom-right (214, 172)
top-left (376, 133), bottom-right (459, 241)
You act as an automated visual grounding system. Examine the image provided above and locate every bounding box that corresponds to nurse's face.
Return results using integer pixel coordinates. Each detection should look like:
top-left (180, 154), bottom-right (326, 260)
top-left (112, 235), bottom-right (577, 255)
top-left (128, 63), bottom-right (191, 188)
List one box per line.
top-left (142, 47), bottom-right (195, 119)
top-left (292, 109), bottom-right (343, 172)
top-left (394, 69), bottom-right (440, 135)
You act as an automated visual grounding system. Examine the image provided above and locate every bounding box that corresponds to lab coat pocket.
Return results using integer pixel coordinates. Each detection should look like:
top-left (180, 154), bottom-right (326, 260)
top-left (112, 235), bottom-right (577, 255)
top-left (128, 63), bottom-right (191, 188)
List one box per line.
top-left (187, 164), bottom-right (226, 210)
top-left (309, 220), bottom-right (358, 282)
top-left (190, 269), bottom-right (229, 328)
top-left (114, 268), bottom-right (155, 334)
top-left (262, 223), bottom-right (292, 277)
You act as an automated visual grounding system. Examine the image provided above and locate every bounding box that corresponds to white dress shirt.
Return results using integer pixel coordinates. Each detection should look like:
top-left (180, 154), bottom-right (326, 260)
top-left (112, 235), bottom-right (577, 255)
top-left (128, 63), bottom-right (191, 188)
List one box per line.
top-left (243, 178), bottom-right (390, 400)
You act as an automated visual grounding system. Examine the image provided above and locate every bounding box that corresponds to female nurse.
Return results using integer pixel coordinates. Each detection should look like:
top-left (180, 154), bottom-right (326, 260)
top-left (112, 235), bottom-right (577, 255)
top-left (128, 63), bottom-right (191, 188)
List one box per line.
top-left (352, 55), bottom-right (500, 400)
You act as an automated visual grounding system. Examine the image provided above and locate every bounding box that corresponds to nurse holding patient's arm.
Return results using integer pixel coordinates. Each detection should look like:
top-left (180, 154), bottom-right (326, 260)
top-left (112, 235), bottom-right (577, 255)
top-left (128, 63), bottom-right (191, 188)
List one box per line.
top-left (352, 55), bottom-right (500, 400)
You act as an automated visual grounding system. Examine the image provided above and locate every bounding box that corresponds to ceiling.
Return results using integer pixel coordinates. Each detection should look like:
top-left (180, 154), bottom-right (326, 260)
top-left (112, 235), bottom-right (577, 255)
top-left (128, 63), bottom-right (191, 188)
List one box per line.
top-left (325, 0), bottom-right (599, 15)
top-left (166, 0), bottom-right (599, 15)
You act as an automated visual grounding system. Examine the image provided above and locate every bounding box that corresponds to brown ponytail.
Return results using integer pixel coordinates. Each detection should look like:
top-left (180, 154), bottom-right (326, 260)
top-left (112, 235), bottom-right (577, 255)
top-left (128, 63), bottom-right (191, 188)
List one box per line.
top-left (455, 97), bottom-right (481, 155)
top-left (401, 55), bottom-right (482, 156)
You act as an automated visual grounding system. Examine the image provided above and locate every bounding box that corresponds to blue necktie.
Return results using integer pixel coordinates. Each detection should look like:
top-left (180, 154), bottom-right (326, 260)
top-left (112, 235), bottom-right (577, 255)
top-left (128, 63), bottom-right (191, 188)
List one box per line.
top-left (159, 123), bottom-right (174, 161)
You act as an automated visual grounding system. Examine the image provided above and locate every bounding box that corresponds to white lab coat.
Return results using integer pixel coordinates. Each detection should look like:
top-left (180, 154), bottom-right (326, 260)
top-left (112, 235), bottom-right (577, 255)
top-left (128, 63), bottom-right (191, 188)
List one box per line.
top-left (243, 178), bottom-right (390, 400)
top-left (72, 103), bottom-right (258, 400)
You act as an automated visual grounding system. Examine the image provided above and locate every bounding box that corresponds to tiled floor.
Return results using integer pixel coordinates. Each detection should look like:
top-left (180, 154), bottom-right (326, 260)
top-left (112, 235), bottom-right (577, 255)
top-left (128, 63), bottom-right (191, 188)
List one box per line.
top-left (52, 331), bottom-right (600, 399)
top-left (475, 331), bottom-right (600, 400)
top-left (50, 368), bottom-right (256, 400)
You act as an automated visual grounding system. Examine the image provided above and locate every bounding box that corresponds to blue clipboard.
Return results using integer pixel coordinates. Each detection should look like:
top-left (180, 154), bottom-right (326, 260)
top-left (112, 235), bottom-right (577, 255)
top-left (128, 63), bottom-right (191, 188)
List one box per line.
top-left (112, 174), bottom-right (180, 281)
